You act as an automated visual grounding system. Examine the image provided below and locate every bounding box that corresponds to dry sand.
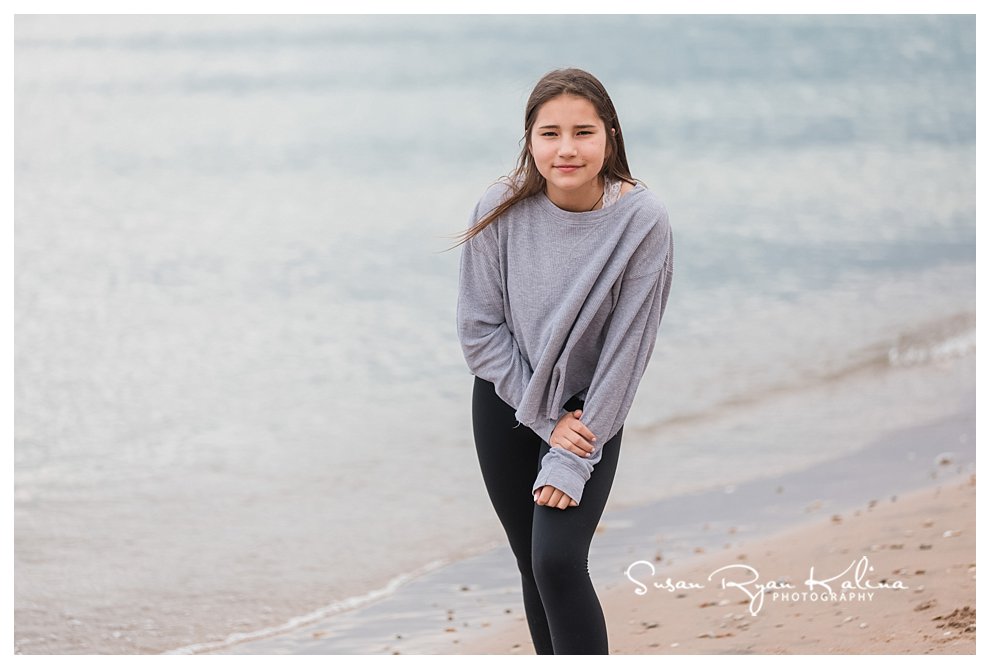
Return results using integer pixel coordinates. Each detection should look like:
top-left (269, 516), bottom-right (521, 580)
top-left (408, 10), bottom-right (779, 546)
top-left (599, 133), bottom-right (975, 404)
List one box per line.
top-left (459, 473), bottom-right (976, 655)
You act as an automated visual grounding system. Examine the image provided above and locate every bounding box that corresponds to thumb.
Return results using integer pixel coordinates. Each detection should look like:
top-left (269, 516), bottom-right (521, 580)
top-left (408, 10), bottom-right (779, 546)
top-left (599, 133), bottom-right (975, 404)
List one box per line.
top-left (573, 409), bottom-right (582, 418)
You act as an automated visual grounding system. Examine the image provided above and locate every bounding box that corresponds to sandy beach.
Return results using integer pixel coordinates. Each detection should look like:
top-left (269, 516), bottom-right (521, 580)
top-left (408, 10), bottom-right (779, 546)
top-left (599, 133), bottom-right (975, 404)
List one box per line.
top-left (459, 473), bottom-right (976, 655)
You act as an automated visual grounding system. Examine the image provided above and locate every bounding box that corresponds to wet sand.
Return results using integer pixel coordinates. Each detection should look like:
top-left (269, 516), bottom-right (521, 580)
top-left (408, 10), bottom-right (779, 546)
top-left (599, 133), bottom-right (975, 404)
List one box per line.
top-left (461, 473), bottom-right (976, 654)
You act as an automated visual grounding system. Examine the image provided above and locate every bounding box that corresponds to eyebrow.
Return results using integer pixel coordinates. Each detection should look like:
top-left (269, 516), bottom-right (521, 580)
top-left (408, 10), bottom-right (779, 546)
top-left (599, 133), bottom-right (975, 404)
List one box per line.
top-left (536, 124), bottom-right (599, 130)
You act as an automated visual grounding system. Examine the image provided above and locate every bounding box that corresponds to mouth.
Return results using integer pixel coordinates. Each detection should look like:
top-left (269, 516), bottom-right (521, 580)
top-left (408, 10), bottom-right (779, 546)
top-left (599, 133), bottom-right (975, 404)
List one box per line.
top-left (554, 165), bottom-right (582, 171)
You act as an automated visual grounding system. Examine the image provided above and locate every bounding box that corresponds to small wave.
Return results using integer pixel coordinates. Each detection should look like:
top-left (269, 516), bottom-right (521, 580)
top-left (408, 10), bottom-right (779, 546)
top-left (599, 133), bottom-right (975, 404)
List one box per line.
top-left (646, 310), bottom-right (975, 434)
top-left (162, 559), bottom-right (449, 655)
top-left (887, 312), bottom-right (976, 367)
top-left (162, 539), bottom-right (501, 655)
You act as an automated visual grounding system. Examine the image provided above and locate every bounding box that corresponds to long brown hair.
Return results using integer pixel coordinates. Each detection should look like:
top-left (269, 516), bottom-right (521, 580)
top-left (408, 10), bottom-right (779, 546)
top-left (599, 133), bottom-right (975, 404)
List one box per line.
top-left (449, 68), bottom-right (643, 250)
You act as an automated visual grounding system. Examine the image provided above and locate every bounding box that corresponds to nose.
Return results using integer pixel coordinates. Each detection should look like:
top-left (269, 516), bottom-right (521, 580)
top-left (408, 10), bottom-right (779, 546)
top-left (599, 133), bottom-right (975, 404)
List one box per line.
top-left (558, 138), bottom-right (577, 157)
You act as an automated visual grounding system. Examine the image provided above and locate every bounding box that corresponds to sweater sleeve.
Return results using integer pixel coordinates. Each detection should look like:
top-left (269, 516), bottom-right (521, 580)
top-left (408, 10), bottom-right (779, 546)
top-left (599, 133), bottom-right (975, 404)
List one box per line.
top-left (456, 211), bottom-right (562, 443)
top-left (532, 225), bottom-right (674, 505)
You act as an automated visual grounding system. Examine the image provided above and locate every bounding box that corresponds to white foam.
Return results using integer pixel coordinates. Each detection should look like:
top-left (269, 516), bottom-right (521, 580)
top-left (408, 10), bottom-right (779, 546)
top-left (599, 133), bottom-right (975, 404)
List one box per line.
top-left (162, 556), bottom-right (451, 655)
top-left (887, 326), bottom-right (976, 367)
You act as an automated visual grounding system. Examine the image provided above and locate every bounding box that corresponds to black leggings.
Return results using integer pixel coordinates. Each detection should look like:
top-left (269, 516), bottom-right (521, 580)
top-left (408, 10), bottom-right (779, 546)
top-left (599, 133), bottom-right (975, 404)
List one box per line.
top-left (471, 375), bottom-right (623, 655)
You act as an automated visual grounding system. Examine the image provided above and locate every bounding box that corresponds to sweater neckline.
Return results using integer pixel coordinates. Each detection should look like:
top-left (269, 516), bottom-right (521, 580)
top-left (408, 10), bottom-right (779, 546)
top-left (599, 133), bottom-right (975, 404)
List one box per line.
top-left (536, 181), bottom-right (646, 223)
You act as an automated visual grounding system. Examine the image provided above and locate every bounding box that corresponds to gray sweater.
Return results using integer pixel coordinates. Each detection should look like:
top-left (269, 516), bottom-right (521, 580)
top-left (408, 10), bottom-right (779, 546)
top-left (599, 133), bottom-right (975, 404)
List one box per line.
top-left (456, 178), bottom-right (674, 505)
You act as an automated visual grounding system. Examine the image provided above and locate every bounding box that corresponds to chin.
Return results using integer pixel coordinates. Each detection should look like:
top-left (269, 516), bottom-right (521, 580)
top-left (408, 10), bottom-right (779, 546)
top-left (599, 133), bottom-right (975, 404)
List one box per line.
top-left (548, 177), bottom-right (594, 190)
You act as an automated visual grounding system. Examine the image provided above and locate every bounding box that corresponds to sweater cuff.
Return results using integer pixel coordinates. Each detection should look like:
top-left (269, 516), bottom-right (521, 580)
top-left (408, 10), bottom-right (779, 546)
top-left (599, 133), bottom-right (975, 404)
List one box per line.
top-left (532, 447), bottom-right (593, 506)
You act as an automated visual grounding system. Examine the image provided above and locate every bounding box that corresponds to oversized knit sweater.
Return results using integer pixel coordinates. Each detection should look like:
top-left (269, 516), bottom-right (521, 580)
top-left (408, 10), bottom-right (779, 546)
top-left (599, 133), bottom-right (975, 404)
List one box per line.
top-left (456, 177), bottom-right (674, 505)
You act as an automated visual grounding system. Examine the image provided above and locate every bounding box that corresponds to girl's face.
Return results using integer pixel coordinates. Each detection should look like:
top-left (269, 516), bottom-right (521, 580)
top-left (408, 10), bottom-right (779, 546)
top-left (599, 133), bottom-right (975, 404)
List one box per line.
top-left (529, 94), bottom-right (612, 203)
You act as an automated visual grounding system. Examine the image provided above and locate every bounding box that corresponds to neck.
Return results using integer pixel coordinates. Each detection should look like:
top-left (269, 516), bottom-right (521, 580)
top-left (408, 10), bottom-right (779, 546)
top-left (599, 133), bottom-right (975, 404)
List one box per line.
top-left (545, 176), bottom-right (605, 212)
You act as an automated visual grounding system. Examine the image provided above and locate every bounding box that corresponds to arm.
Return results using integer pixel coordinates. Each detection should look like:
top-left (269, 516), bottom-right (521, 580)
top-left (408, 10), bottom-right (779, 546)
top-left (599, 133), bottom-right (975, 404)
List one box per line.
top-left (532, 224), bottom-right (674, 505)
top-left (455, 211), bottom-right (562, 442)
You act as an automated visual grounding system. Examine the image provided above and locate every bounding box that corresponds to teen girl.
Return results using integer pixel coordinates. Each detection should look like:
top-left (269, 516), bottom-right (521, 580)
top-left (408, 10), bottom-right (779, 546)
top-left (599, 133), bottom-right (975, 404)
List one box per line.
top-left (455, 67), bottom-right (674, 655)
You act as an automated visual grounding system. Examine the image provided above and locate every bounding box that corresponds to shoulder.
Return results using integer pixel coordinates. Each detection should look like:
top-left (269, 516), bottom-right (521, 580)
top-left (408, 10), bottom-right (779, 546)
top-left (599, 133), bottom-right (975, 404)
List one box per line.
top-left (626, 184), bottom-right (671, 239)
top-left (623, 186), bottom-right (672, 278)
top-left (475, 176), bottom-right (522, 217)
top-left (466, 178), bottom-right (521, 253)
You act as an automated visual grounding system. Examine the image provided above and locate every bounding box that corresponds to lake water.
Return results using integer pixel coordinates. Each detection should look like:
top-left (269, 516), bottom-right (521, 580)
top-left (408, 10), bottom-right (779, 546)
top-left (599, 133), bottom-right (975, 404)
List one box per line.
top-left (14, 14), bottom-right (975, 653)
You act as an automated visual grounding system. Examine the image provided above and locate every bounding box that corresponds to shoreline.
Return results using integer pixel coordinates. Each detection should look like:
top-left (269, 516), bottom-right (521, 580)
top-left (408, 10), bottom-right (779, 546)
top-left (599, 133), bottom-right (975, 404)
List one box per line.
top-left (212, 405), bottom-right (975, 654)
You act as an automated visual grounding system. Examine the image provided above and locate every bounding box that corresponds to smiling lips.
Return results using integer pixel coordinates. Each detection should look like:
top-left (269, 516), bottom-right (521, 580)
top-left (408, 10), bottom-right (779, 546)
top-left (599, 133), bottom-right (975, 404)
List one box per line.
top-left (555, 165), bottom-right (582, 172)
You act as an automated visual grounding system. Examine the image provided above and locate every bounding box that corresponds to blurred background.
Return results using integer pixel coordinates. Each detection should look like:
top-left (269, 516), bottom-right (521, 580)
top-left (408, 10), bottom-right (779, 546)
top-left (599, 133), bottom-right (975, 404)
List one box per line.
top-left (15, 14), bottom-right (974, 653)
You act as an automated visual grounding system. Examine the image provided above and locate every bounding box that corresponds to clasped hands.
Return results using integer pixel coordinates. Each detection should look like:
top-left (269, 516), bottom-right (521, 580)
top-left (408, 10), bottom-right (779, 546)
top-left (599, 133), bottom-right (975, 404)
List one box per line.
top-left (533, 409), bottom-right (598, 510)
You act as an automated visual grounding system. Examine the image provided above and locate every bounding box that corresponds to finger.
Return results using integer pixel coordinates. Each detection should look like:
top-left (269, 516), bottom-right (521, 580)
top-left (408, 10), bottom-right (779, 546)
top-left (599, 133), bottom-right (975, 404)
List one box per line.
top-left (547, 488), bottom-right (563, 508)
top-left (556, 494), bottom-right (571, 510)
top-left (569, 499), bottom-right (578, 507)
top-left (563, 417), bottom-right (596, 454)
top-left (563, 430), bottom-right (595, 456)
top-left (537, 487), bottom-right (553, 506)
top-left (554, 434), bottom-right (586, 457)
top-left (551, 432), bottom-right (586, 457)
top-left (571, 419), bottom-right (597, 447)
